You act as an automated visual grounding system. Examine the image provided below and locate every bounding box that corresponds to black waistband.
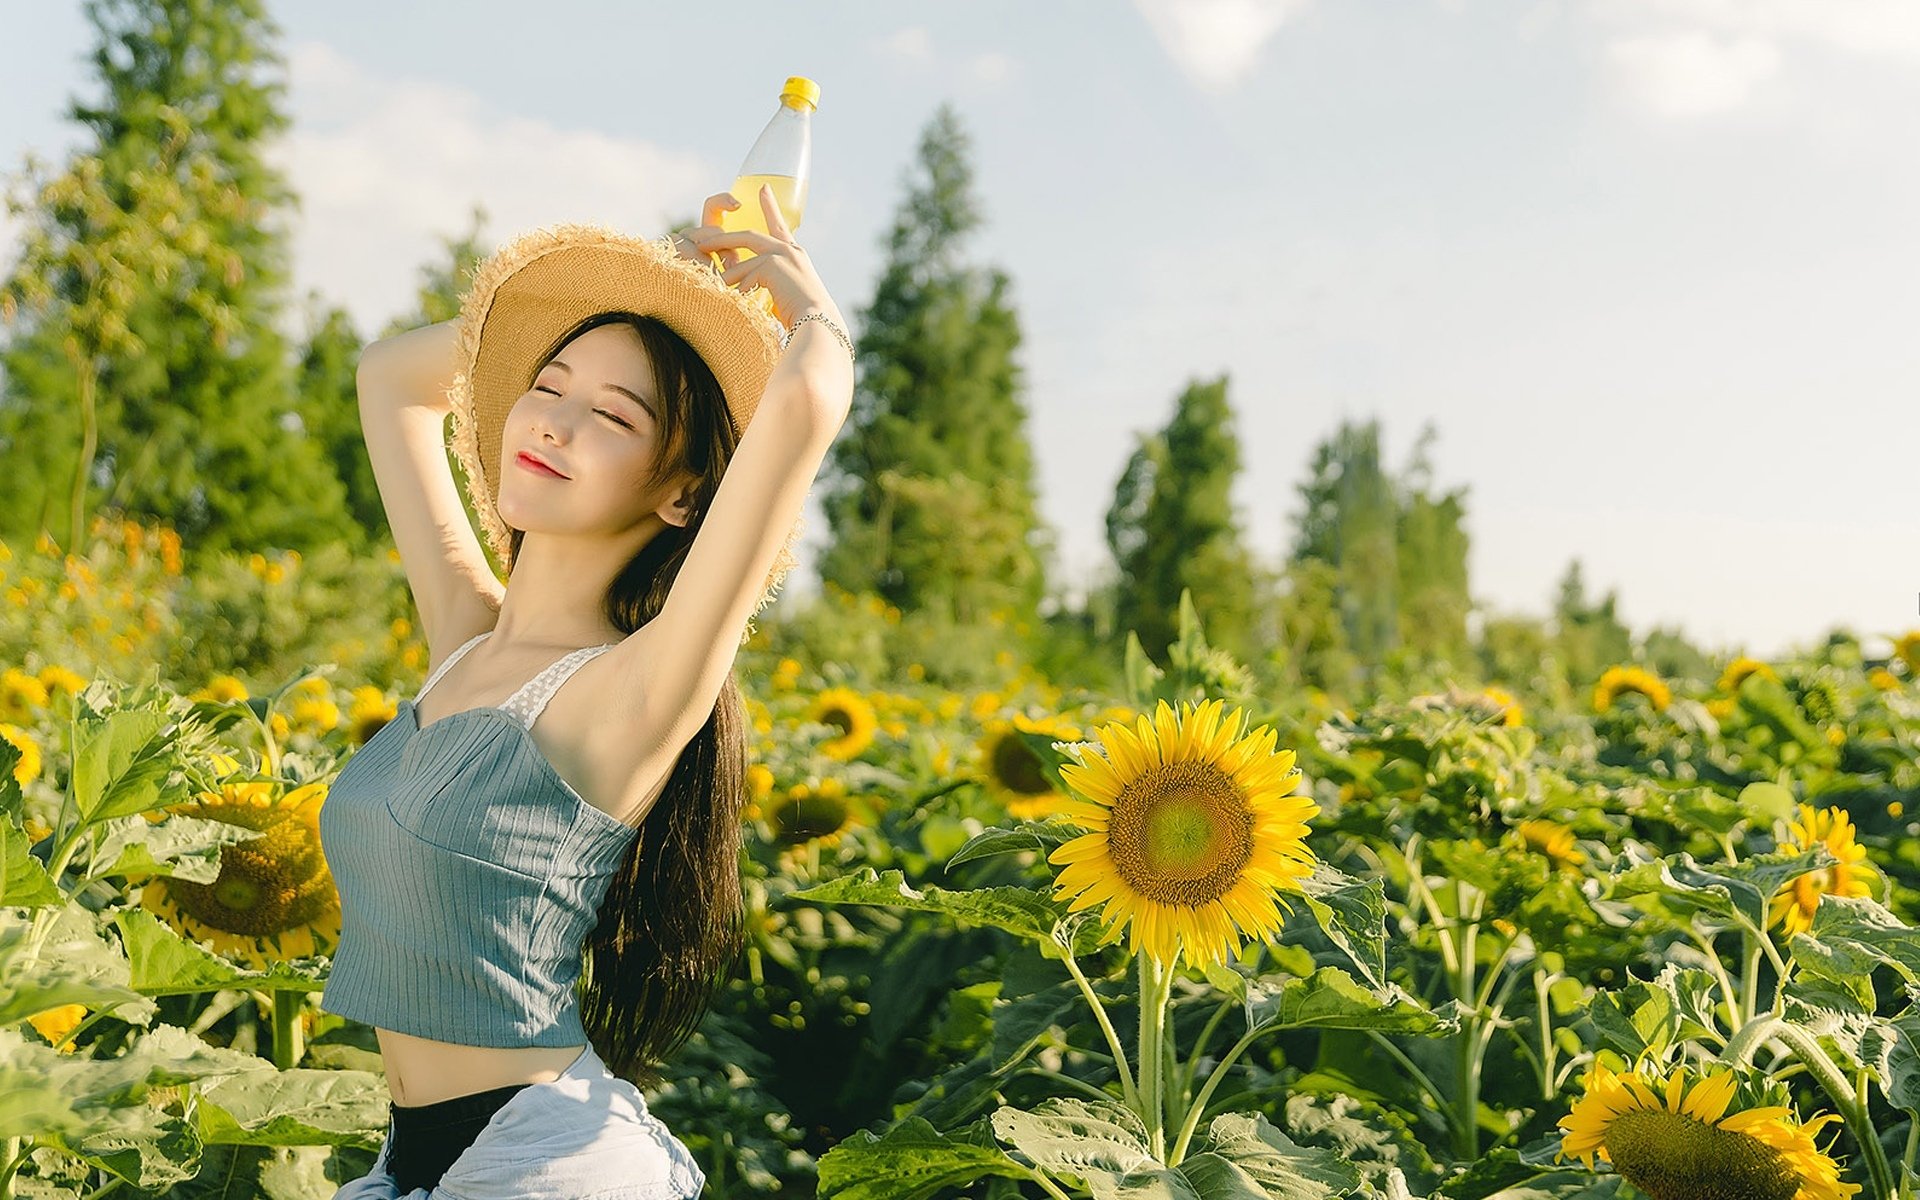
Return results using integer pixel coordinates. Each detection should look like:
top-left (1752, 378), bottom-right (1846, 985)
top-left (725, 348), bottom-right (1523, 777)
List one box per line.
top-left (390, 1081), bottom-right (535, 1131)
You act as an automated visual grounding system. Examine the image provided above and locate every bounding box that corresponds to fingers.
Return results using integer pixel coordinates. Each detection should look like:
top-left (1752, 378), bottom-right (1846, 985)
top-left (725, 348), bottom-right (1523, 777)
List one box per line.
top-left (718, 255), bottom-right (761, 289)
top-left (688, 226), bottom-right (786, 257)
top-left (700, 190), bottom-right (741, 228)
top-left (759, 183), bottom-right (792, 241)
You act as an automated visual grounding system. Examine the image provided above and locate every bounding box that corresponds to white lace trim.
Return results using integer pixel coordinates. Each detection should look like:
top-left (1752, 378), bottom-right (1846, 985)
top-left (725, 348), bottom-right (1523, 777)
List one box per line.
top-left (499, 644), bottom-right (618, 728)
top-left (414, 632), bottom-right (618, 729)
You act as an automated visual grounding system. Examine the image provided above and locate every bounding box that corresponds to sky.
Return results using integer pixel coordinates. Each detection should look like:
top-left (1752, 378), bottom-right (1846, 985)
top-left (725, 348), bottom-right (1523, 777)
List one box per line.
top-left (3, 0), bottom-right (1916, 662)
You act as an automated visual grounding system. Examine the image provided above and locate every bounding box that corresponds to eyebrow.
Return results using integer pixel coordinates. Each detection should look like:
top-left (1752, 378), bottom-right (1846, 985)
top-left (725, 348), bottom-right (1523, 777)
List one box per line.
top-left (544, 358), bottom-right (655, 417)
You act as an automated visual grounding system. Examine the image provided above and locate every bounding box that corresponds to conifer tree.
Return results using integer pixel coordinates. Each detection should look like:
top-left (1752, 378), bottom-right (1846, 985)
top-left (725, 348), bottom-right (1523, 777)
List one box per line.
top-left (817, 104), bottom-right (1049, 623)
top-left (1104, 374), bottom-right (1260, 662)
top-left (0, 0), bottom-right (350, 554)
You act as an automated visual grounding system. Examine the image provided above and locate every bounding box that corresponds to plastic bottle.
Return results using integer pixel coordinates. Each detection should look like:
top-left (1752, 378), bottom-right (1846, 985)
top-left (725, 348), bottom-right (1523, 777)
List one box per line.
top-left (718, 76), bottom-right (818, 265)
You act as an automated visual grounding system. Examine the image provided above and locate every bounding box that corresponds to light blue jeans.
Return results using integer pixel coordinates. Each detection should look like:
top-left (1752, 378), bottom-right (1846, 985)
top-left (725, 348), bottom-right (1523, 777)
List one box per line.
top-left (329, 1041), bottom-right (707, 1199)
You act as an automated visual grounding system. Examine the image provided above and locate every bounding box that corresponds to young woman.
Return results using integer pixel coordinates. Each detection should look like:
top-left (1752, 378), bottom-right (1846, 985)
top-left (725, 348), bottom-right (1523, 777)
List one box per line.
top-left (321, 186), bottom-right (855, 1199)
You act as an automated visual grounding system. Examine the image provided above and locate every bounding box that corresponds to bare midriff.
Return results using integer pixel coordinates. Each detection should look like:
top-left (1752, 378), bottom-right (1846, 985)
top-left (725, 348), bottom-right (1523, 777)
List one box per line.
top-left (378, 1027), bottom-right (587, 1107)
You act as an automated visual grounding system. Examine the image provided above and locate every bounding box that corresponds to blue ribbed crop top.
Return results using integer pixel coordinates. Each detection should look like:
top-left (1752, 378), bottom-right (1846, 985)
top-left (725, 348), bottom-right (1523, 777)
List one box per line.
top-left (318, 630), bottom-right (641, 1047)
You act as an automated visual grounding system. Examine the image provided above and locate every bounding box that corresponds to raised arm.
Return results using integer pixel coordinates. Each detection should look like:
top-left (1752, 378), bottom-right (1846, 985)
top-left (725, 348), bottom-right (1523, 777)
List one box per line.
top-left (357, 320), bottom-right (504, 667)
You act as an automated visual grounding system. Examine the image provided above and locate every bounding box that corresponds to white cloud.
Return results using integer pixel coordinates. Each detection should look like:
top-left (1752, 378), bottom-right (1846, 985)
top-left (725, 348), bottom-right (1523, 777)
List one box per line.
top-left (869, 28), bottom-right (1017, 89)
top-left (1603, 29), bottom-right (1780, 116)
top-left (1134, 0), bottom-right (1314, 94)
top-left (873, 26), bottom-right (933, 63)
top-left (969, 51), bottom-right (1018, 85)
top-left (264, 40), bottom-right (716, 336)
top-left (1591, 0), bottom-right (1920, 117)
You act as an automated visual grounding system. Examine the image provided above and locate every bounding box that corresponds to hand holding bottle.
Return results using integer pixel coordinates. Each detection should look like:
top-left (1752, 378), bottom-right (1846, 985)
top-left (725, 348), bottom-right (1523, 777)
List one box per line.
top-left (683, 185), bottom-right (845, 336)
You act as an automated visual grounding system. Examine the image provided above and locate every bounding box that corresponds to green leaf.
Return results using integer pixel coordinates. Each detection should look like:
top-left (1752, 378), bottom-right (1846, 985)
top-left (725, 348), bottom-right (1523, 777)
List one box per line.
top-left (1736, 782), bottom-right (1798, 827)
top-left (70, 705), bottom-right (174, 824)
top-left (0, 1024), bottom-right (264, 1145)
top-left (111, 907), bottom-right (330, 994)
top-left (1282, 1092), bottom-right (1443, 1194)
top-left (1582, 965), bottom-right (1723, 1058)
top-left (814, 1114), bottom-right (1031, 1200)
top-left (1195, 1112), bottom-right (1363, 1199)
top-left (0, 902), bottom-right (154, 1028)
top-left (786, 867), bottom-right (1108, 958)
top-left (1298, 864), bottom-right (1388, 991)
top-left (1610, 845), bottom-right (1832, 934)
top-left (1245, 967), bottom-right (1458, 1036)
top-left (3, 817), bottom-right (64, 907)
top-left (946, 820), bottom-right (1081, 872)
top-left (84, 813), bottom-right (258, 885)
top-left (1806, 893), bottom-right (1920, 982)
top-left (991, 1097), bottom-right (1155, 1178)
top-left (195, 1067), bottom-right (390, 1147)
top-left (1887, 1012), bottom-right (1920, 1115)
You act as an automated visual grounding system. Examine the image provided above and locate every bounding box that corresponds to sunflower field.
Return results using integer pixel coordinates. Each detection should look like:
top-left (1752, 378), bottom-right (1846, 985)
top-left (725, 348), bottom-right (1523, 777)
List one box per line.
top-left (4, 521), bottom-right (1920, 1200)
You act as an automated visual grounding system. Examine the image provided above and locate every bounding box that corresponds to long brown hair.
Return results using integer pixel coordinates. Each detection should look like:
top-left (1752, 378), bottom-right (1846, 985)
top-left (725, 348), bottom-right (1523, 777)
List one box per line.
top-left (510, 309), bottom-right (747, 1091)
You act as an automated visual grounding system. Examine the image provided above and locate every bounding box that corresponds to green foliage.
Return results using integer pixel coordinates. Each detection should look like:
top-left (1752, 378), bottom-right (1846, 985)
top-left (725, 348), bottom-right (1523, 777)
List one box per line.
top-left (0, 0), bottom-right (354, 557)
top-left (818, 104), bottom-right (1048, 623)
top-left (1106, 376), bottom-right (1262, 667)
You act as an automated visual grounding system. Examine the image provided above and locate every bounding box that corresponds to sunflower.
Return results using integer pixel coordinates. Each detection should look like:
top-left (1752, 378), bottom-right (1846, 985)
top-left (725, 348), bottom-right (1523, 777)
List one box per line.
top-left (1769, 804), bottom-right (1879, 937)
top-left (1593, 665), bottom-right (1671, 713)
top-left (1, 722), bottom-right (41, 787)
top-left (1718, 656), bottom-right (1777, 694)
top-left (804, 686), bottom-right (878, 761)
top-left (26, 1003), bottom-right (87, 1053)
top-left (1045, 698), bottom-right (1318, 971)
top-left (1515, 818), bottom-right (1585, 870)
top-left (1557, 1062), bottom-right (1860, 1200)
top-left (137, 780), bottom-right (340, 967)
top-left (975, 712), bottom-right (1084, 820)
top-left (765, 780), bottom-right (867, 851)
top-left (1894, 630), bottom-right (1920, 675)
top-left (1479, 686), bottom-right (1524, 727)
top-left (343, 686), bottom-right (399, 746)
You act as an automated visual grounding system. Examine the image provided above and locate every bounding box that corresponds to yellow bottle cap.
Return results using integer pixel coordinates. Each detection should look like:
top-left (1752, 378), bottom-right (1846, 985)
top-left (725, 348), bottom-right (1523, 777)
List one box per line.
top-left (781, 76), bottom-right (820, 110)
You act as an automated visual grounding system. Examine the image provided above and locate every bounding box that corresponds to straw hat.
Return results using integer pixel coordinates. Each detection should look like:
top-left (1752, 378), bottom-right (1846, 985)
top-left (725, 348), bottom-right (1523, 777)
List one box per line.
top-left (444, 221), bottom-right (807, 644)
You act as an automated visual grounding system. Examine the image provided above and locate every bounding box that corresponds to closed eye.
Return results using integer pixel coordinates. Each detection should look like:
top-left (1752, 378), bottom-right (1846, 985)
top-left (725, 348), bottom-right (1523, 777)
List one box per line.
top-left (535, 386), bottom-right (632, 429)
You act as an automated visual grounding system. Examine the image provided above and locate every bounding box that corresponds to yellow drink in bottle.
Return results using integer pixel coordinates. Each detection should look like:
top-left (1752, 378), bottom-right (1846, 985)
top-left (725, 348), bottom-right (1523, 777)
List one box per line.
top-left (723, 172), bottom-right (808, 260)
top-left (716, 77), bottom-right (818, 297)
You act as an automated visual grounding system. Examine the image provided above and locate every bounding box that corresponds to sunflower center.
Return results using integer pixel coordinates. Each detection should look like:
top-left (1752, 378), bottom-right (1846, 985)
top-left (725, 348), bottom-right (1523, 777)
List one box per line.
top-left (822, 707), bottom-right (854, 737)
top-left (1105, 762), bottom-right (1253, 906)
top-left (991, 736), bottom-right (1051, 797)
top-left (773, 792), bottom-right (853, 844)
top-left (1605, 1110), bottom-right (1800, 1200)
top-left (163, 818), bottom-right (334, 936)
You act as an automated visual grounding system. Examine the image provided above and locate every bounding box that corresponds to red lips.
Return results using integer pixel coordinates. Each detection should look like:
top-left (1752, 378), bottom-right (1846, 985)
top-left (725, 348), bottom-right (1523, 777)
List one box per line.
top-left (516, 450), bottom-right (569, 479)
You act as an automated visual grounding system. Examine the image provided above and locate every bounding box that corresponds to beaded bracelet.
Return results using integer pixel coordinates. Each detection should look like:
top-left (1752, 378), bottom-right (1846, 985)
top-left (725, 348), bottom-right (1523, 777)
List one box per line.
top-left (781, 311), bottom-right (856, 363)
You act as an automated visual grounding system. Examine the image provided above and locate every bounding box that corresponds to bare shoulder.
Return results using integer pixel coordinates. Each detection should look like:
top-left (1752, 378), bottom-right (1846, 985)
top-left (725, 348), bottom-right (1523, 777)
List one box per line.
top-left (575, 622), bottom-right (701, 823)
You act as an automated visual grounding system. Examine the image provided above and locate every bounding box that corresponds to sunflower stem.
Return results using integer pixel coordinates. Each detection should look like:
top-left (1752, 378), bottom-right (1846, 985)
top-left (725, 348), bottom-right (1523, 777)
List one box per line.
top-left (1136, 952), bottom-right (1168, 1161)
top-left (1719, 1012), bottom-right (1780, 1069)
top-left (1169, 1023), bottom-right (1261, 1166)
top-left (1163, 980), bottom-right (1184, 1138)
top-left (1684, 928), bottom-right (1740, 1032)
top-left (1740, 935), bottom-right (1763, 1025)
top-left (1452, 882), bottom-right (1483, 1162)
top-left (1534, 967), bottom-right (1558, 1102)
top-left (1058, 949), bottom-right (1140, 1114)
top-left (1771, 1022), bottom-right (1896, 1200)
top-left (1366, 1030), bottom-right (1451, 1119)
top-left (1180, 997), bottom-right (1237, 1098)
top-left (268, 988), bottom-right (302, 1071)
top-left (1014, 1067), bottom-right (1124, 1106)
top-left (1900, 1118), bottom-right (1917, 1199)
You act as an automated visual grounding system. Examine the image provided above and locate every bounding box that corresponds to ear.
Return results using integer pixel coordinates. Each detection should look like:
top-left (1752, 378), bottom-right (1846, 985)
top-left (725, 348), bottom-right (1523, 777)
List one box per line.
top-left (655, 476), bottom-right (700, 530)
